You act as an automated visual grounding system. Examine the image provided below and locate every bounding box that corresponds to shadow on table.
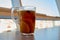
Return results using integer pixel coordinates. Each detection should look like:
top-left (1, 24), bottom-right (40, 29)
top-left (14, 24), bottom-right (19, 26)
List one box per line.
top-left (16, 34), bottom-right (34, 40)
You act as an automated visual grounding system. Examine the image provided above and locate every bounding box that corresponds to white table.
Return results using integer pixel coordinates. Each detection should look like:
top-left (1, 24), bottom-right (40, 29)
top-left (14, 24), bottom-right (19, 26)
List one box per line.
top-left (0, 26), bottom-right (60, 40)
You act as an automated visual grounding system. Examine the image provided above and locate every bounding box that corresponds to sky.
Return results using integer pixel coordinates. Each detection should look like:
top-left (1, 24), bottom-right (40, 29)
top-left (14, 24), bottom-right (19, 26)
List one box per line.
top-left (0, 0), bottom-right (60, 16)
top-left (0, 0), bottom-right (12, 8)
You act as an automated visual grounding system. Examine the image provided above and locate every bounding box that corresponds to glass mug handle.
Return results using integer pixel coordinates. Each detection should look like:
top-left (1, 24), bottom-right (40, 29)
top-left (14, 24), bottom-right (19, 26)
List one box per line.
top-left (11, 8), bottom-right (20, 31)
top-left (11, 8), bottom-right (15, 21)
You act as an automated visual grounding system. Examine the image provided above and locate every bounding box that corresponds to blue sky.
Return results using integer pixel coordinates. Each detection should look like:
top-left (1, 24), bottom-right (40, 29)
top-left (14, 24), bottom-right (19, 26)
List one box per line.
top-left (0, 0), bottom-right (59, 16)
top-left (22, 0), bottom-right (59, 16)
top-left (0, 0), bottom-right (12, 8)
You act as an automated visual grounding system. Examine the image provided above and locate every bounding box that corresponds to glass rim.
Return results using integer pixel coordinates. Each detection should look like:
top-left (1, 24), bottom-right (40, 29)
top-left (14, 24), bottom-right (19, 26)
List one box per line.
top-left (11, 6), bottom-right (36, 11)
top-left (11, 6), bottom-right (36, 9)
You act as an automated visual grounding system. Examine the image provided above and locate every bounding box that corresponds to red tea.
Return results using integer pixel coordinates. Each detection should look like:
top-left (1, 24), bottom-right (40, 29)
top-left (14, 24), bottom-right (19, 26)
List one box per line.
top-left (19, 10), bottom-right (35, 33)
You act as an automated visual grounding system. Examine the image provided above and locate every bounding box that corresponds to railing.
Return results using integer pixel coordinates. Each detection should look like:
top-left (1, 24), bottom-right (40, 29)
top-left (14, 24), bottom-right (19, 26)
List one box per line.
top-left (0, 7), bottom-right (60, 20)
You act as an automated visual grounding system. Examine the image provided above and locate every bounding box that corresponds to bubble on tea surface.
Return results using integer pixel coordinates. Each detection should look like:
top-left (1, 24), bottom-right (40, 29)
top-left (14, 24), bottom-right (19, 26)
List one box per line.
top-left (26, 11), bottom-right (31, 13)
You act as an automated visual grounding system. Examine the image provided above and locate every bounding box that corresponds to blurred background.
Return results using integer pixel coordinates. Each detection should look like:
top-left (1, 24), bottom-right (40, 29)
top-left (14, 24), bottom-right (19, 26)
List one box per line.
top-left (0, 0), bottom-right (60, 33)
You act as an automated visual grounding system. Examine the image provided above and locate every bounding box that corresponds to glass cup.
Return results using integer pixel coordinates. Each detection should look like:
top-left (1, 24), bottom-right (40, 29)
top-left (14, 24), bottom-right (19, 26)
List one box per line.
top-left (11, 6), bottom-right (36, 35)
